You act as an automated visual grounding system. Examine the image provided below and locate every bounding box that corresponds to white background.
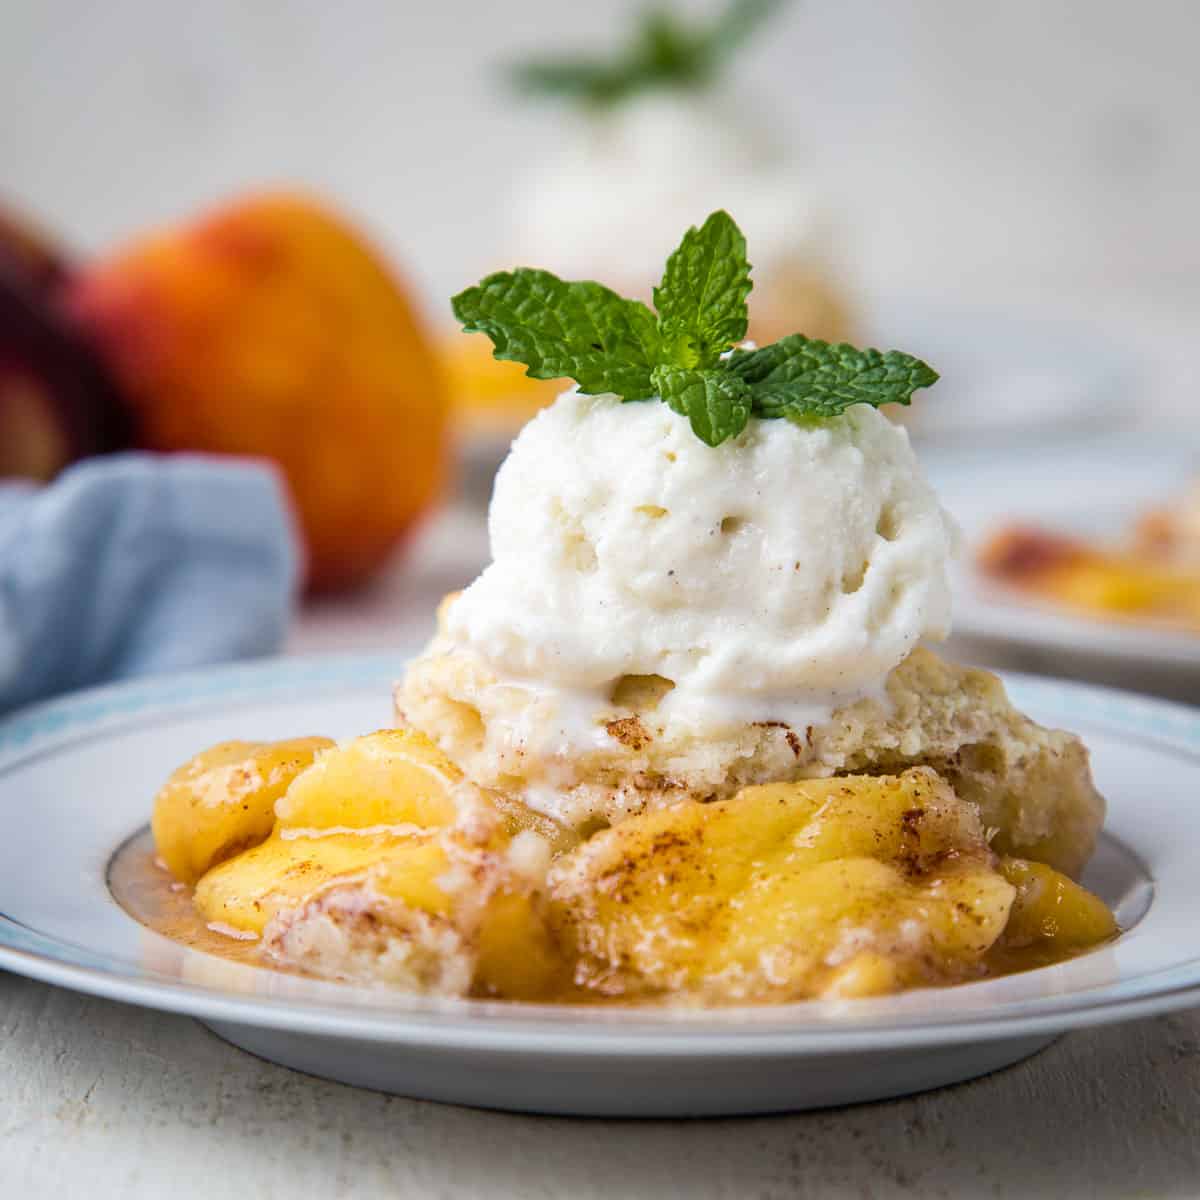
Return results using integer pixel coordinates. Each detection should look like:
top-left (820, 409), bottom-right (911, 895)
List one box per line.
top-left (3, 0), bottom-right (1198, 311)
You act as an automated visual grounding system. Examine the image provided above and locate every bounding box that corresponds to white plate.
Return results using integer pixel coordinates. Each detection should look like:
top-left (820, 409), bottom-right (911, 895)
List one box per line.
top-left (924, 433), bottom-right (1200, 675)
top-left (0, 654), bottom-right (1197, 1117)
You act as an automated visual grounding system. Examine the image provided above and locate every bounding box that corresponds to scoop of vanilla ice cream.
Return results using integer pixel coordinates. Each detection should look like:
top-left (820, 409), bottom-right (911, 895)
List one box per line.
top-left (444, 390), bottom-right (958, 735)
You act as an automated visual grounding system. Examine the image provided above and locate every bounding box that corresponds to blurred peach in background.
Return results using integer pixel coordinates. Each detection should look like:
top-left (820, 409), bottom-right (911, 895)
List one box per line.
top-left (1, 192), bottom-right (448, 593)
top-left (65, 193), bottom-right (448, 593)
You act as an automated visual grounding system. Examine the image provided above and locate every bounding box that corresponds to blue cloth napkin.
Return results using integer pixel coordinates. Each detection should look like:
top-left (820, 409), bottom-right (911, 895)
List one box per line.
top-left (0, 453), bottom-right (300, 714)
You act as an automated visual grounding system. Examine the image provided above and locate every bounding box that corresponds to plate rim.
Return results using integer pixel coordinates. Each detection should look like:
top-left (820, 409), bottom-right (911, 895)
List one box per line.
top-left (2, 651), bottom-right (1199, 1056)
top-left (952, 578), bottom-right (1200, 670)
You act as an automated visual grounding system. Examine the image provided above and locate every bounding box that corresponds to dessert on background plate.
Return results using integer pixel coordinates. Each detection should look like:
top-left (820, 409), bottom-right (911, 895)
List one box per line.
top-left (141, 211), bottom-right (1116, 1007)
top-left (980, 478), bottom-right (1200, 633)
top-left (446, 0), bottom-right (853, 437)
top-left (1137, 479), bottom-right (1200, 568)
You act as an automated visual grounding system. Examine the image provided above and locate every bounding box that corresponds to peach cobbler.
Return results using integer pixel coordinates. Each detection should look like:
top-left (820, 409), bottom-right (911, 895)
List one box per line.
top-left (141, 213), bottom-right (1117, 1005)
top-left (979, 480), bottom-right (1200, 632)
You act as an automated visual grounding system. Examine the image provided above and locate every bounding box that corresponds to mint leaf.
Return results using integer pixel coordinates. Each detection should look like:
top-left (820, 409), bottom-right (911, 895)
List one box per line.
top-left (451, 210), bottom-right (941, 448)
top-left (727, 335), bottom-right (939, 419)
top-left (652, 366), bottom-right (751, 447)
top-left (509, 1), bottom-right (783, 110)
top-left (654, 210), bottom-right (751, 369)
top-left (452, 269), bottom-right (660, 400)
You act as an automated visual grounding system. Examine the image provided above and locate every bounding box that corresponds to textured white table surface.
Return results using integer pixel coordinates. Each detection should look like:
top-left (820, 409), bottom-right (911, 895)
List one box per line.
top-left (3, 969), bottom-right (1200, 1199)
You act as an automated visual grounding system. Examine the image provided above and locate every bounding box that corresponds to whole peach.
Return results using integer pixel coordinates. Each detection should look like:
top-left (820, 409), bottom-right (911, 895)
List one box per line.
top-left (65, 193), bottom-right (449, 592)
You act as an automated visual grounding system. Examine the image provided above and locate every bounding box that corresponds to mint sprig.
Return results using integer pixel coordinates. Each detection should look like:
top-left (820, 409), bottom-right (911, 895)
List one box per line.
top-left (451, 210), bottom-right (939, 447)
top-left (509, 0), bottom-right (785, 111)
